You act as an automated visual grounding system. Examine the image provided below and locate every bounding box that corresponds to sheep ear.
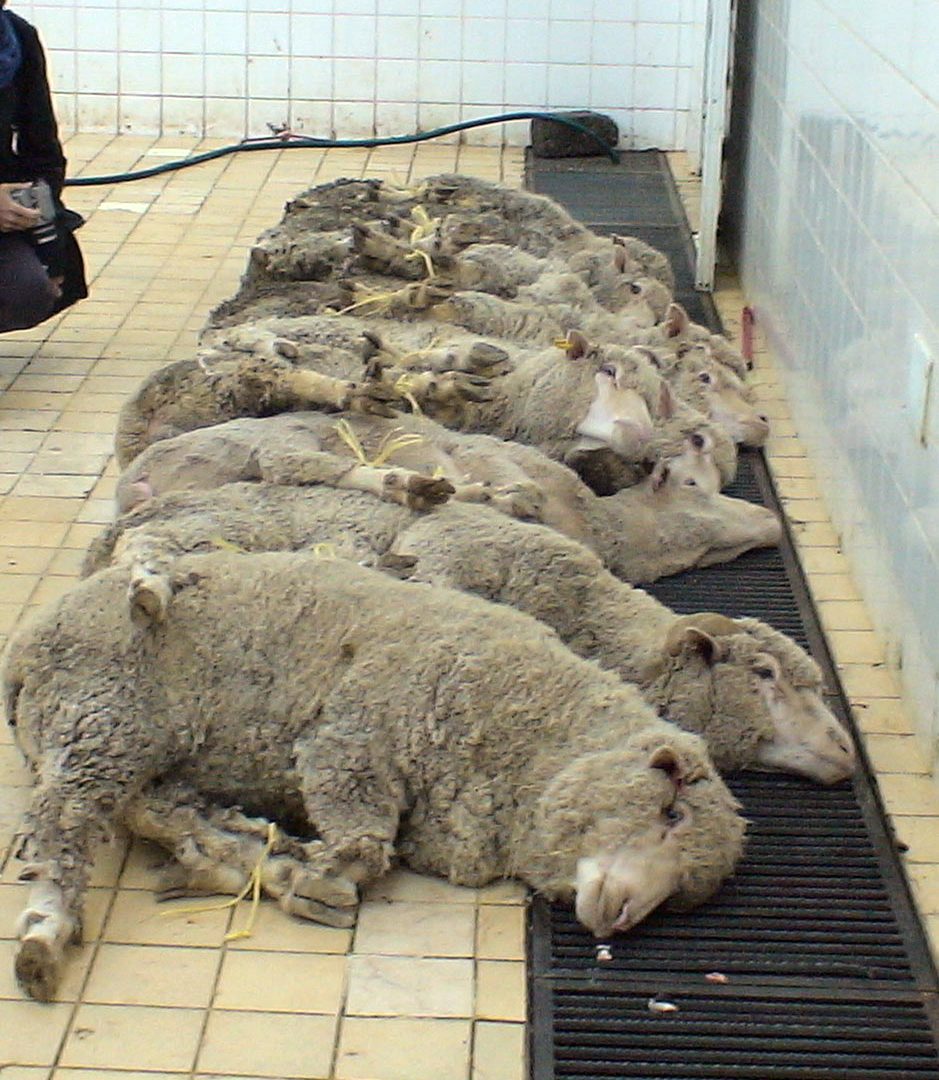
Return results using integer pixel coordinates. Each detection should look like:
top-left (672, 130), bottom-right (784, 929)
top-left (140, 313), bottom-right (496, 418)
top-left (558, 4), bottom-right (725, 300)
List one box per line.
top-left (565, 329), bottom-right (590, 359)
top-left (649, 745), bottom-right (682, 780)
top-left (664, 302), bottom-right (690, 338)
top-left (656, 380), bottom-right (675, 419)
top-left (613, 245), bottom-right (629, 274)
top-left (665, 625), bottom-right (726, 665)
top-left (633, 345), bottom-right (662, 370)
top-left (650, 461), bottom-right (670, 492)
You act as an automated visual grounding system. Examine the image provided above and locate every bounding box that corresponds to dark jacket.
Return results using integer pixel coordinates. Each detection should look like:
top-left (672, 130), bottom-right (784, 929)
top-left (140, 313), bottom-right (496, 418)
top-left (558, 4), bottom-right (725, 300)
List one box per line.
top-left (0, 11), bottom-right (86, 312)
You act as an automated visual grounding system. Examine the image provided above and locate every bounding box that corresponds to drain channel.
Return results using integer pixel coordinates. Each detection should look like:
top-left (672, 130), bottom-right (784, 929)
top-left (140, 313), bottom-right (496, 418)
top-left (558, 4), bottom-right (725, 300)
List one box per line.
top-left (526, 151), bottom-right (939, 1079)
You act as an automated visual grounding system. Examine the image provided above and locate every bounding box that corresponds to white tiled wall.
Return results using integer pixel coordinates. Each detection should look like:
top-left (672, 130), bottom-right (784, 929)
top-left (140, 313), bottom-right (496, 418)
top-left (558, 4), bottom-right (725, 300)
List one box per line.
top-left (737, 0), bottom-right (939, 769)
top-left (17, 0), bottom-right (704, 148)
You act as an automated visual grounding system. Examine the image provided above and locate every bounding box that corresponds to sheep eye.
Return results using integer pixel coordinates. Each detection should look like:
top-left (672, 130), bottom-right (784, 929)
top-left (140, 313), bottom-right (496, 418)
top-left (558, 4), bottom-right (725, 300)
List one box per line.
top-left (664, 805), bottom-right (684, 825)
top-left (684, 478), bottom-right (697, 487)
top-left (676, 343), bottom-right (693, 357)
top-left (629, 282), bottom-right (642, 295)
top-left (754, 665), bottom-right (775, 680)
top-left (690, 432), bottom-right (706, 450)
top-left (599, 364), bottom-right (616, 378)
top-left (698, 371), bottom-right (712, 384)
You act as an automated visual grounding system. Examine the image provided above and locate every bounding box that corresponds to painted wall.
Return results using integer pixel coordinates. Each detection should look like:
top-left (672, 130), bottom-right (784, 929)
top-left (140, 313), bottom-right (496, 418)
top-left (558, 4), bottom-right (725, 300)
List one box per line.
top-left (18, 0), bottom-right (704, 148)
top-left (736, 0), bottom-right (939, 762)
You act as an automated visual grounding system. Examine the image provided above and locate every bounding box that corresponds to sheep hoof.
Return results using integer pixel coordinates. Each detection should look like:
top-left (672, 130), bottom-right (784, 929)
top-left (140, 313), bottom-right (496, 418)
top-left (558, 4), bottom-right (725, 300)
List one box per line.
top-left (346, 382), bottom-right (399, 419)
top-left (439, 372), bottom-right (494, 405)
top-left (405, 475), bottom-right (455, 510)
top-left (281, 894), bottom-right (358, 928)
top-left (489, 482), bottom-right (546, 521)
top-left (15, 937), bottom-right (62, 1002)
top-left (465, 342), bottom-right (511, 376)
top-left (291, 870), bottom-right (359, 909)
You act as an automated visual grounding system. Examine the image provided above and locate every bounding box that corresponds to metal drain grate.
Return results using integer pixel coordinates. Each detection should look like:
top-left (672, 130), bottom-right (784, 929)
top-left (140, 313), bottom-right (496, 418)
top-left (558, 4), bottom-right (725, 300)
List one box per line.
top-left (543, 986), bottom-right (939, 1079)
top-left (526, 151), bottom-right (939, 1078)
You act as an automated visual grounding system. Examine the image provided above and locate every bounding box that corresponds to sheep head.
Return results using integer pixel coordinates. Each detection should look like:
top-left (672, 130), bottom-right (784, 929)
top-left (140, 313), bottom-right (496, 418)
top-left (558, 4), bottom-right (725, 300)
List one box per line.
top-left (651, 614), bottom-right (856, 784)
top-left (513, 734), bottom-right (745, 937)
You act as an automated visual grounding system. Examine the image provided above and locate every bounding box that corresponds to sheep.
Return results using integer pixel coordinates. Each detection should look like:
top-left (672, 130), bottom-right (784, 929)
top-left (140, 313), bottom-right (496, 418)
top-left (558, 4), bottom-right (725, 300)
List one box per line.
top-left (3, 551), bottom-right (747, 1000)
top-left (81, 475), bottom-right (849, 786)
top-left (246, 175), bottom-right (642, 281)
top-left (637, 340), bottom-right (770, 447)
top-left (113, 325), bottom-right (492, 469)
top-left (348, 222), bottom-right (672, 325)
top-left (120, 314), bottom-right (738, 492)
top-left (107, 407), bottom-right (771, 575)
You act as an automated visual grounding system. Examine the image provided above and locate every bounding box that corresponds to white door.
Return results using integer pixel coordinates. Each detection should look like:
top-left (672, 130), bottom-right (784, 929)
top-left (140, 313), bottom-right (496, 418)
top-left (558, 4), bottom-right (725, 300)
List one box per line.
top-left (695, 0), bottom-right (736, 290)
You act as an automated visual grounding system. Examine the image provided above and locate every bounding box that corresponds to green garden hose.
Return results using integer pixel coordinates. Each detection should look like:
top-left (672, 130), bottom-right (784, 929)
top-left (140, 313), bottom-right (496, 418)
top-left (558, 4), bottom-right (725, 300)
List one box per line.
top-left (63, 111), bottom-right (619, 187)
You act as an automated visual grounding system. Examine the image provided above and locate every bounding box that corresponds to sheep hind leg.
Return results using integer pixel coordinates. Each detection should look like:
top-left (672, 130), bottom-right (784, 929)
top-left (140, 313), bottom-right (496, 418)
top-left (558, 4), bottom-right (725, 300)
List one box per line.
top-left (124, 786), bottom-right (360, 929)
top-left (14, 764), bottom-right (128, 1000)
top-left (14, 875), bottom-right (80, 1002)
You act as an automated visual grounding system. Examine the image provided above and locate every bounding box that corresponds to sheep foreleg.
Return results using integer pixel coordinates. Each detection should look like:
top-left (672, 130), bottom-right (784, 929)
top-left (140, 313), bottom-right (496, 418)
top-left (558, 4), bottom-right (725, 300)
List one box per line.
top-left (124, 785), bottom-right (361, 928)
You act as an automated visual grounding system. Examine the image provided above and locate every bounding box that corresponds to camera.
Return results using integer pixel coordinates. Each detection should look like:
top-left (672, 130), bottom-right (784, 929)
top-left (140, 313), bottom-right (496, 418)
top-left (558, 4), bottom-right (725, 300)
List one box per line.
top-left (9, 179), bottom-right (63, 276)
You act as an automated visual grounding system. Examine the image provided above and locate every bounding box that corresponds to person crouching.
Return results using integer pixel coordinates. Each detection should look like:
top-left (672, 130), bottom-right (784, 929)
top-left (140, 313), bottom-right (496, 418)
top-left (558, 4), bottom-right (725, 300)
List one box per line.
top-left (0, 1), bottom-right (86, 332)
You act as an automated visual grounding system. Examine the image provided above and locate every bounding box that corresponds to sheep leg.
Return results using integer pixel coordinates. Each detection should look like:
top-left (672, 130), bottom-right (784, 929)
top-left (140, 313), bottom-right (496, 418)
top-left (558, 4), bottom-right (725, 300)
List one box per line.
top-left (293, 716), bottom-right (405, 892)
top-left (449, 480), bottom-right (545, 521)
top-left (255, 446), bottom-right (454, 511)
top-left (14, 743), bottom-right (150, 1000)
top-left (350, 221), bottom-right (428, 279)
top-left (280, 367), bottom-right (401, 419)
top-left (124, 783), bottom-right (360, 928)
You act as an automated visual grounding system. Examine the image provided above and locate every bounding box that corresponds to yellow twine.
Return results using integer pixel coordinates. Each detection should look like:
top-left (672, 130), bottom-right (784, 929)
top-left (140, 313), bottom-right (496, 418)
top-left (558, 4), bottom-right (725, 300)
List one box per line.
top-left (334, 418), bottom-right (425, 467)
top-left (159, 822), bottom-right (278, 944)
top-left (209, 536), bottom-right (247, 553)
top-left (334, 418), bottom-right (370, 465)
top-left (409, 205), bottom-right (439, 244)
top-left (334, 288), bottom-right (402, 316)
top-left (370, 430), bottom-right (425, 467)
top-left (392, 373), bottom-right (424, 415)
top-left (554, 337), bottom-right (574, 350)
top-left (404, 249), bottom-right (436, 280)
top-left (311, 542), bottom-right (338, 561)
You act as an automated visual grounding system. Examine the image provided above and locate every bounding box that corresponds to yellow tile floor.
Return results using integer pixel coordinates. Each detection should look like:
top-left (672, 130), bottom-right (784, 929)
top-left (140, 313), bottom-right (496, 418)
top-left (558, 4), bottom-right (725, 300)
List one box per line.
top-left (0, 136), bottom-right (935, 1077)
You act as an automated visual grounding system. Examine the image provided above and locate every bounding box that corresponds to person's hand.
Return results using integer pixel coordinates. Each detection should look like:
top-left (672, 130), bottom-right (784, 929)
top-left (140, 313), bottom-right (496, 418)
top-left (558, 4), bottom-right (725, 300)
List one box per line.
top-left (48, 275), bottom-right (64, 298)
top-left (0, 184), bottom-right (41, 232)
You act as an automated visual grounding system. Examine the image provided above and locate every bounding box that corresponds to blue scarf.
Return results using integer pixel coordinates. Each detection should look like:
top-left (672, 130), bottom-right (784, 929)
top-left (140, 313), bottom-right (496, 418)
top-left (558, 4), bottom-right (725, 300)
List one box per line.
top-left (0, 11), bottom-right (22, 91)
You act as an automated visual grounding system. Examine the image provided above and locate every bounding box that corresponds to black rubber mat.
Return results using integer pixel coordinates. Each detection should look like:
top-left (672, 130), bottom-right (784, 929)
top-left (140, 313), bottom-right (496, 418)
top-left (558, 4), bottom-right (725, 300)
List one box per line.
top-left (526, 152), bottom-right (939, 1079)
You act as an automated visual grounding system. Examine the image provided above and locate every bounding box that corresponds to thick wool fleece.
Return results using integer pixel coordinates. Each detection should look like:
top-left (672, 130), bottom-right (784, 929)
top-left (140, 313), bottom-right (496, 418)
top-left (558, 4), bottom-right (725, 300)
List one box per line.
top-left (3, 553), bottom-right (743, 903)
top-left (88, 473), bottom-right (778, 771)
top-left (109, 410), bottom-right (774, 583)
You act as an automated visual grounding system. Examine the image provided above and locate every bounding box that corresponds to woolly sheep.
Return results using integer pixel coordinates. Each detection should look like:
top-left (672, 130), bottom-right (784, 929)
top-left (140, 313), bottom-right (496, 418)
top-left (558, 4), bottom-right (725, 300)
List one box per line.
top-left (83, 471), bottom-right (850, 785)
top-left (637, 340), bottom-right (770, 447)
top-left (3, 552), bottom-right (746, 1000)
top-left (349, 223), bottom-right (672, 325)
top-left (113, 326), bottom-right (491, 469)
top-left (120, 315), bottom-right (738, 492)
top-left (107, 409), bottom-right (773, 582)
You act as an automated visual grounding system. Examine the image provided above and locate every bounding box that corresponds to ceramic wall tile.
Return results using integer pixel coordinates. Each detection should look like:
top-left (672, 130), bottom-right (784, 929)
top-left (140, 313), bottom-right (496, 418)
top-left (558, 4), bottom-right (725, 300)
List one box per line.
top-left (36, 1), bottom-right (694, 144)
top-left (739, 0), bottom-right (939, 762)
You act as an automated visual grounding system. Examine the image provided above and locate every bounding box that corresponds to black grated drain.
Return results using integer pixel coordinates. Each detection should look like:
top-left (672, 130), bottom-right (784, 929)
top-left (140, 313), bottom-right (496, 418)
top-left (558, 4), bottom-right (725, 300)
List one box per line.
top-left (526, 151), bottom-right (939, 1078)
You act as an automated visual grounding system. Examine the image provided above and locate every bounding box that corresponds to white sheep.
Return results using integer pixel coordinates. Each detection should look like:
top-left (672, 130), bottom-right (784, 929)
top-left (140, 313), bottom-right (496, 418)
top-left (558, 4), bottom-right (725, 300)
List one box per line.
top-left (108, 409), bottom-right (771, 581)
top-left (3, 551), bottom-right (746, 1000)
top-left (82, 471), bottom-right (852, 788)
top-left (118, 316), bottom-right (739, 493)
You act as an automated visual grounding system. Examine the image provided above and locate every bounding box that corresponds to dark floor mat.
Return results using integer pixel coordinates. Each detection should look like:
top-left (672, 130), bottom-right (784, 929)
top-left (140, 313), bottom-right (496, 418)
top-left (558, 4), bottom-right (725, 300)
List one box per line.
top-left (525, 151), bottom-right (939, 1079)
